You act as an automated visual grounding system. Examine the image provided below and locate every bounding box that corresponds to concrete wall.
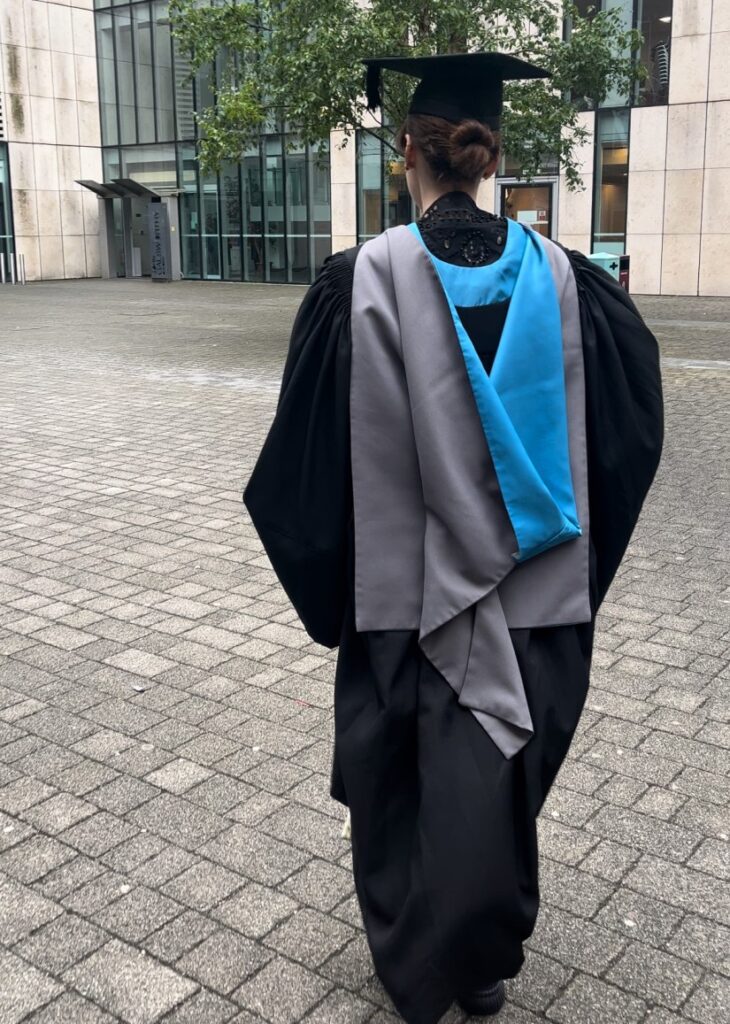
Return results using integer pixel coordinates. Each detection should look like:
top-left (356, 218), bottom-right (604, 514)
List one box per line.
top-left (0, 0), bottom-right (102, 280)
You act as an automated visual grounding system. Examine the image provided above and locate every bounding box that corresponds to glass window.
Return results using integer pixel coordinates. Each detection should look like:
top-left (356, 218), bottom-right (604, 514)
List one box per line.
top-left (310, 145), bottom-right (331, 276)
top-left (570, 1), bottom-right (672, 107)
top-left (384, 152), bottom-right (411, 231)
top-left (636, 0), bottom-right (672, 106)
top-left (133, 4), bottom-right (155, 144)
top-left (96, 11), bottom-right (118, 146)
top-left (173, 40), bottom-right (196, 140)
top-left (357, 130), bottom-right (413, 241)
top-left (115, 7), bottom-right (136, 144)
top-left (592, 108), bottom-right (629, 254)
top-left (264, 135), bottom-right (286, 283)
top-left (220, 161), bottom-right (242, 281)
top-left (178, 143), bottom-right (201, 278)
top-left (286, 138), bottom-right (308, 283)
top-left (103, 147), bottom-right (121, 181)
top-left (0, 143), bottom-right (15, 266)
top-left (200, 171), bottom-right (221, 279)
top-left (243, 145), bottom-right (264, 282)
top-left (121, 143), bottom-right (176, 191)
top-left (357, 132), bottom-right (382, 242)
top-left (152, 0), bottom-right (175, 141)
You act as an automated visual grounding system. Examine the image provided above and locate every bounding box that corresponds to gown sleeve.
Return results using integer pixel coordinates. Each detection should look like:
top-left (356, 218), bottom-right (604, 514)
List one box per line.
top-left (566, 249), bottom-right (664, 609)
top-left (243, 251), bottom-right (355, 648)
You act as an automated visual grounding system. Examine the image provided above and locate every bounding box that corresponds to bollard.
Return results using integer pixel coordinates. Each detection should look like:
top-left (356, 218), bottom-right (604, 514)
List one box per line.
top-left (0, 253), bottom-right (5, 284)
top-left (9, 252), bottom-right (16, 284)
top-left (19, 253), bottom-right (26, 285)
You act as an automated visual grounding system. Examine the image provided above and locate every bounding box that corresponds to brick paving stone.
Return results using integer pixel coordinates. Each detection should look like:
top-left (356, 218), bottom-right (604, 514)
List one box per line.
top-left (14, 910), bottom-right (107, 974)
top-left (624, 854), bottom-right (730, 924)
top-left (604, 941), bottom-right (702, 1009)
top-left (301, 988), bottom-right (374, 1024)
top-left (200, 822), bottom-right (310, 883)
top-left (211, 882), bottom-right (299, 938)
top-left (91, 883), bottom-right (182, 942)
top-left (527, 905), bottom-right (626, 974)
top-left (682, 972), bottom-right (730, 1024)
top-left (595, 888), bottom-right (683, 948)
top-left (0, 832), bottom-right (76, 882)
top-left (0, 875), bottom-right (63, 944)
top-left (63, 937), bottom-right (199, 1024)
top-left (687, 836), bottom-right (730, 879)
top-left (584, 804), bottom-right (701, 862)
top-left (538, 859), bottom-right (614, 918)
top-left (579, 839), bottom-right (642, 883)
top-left (160, 988), bottom-right (240, 1024)
top-left (127, 792), bottom-right (228, 851)
top-left (504, 949), bottom-right (572, 1014)
top-left (142, 908), bottom-right (219, 962)
top-left (59, 808), bottom-right (139, 857)
top-left (177, 927), bottom-right (273, 994)
top-left (280, 857), bottom-right (355, 912)
top-left (161, 858), bottom-right (245, 911)
top-left (545, 973), bottom-right (646, 1024)
top-left (0, 948), bottom-right (64, 1023)
top-left (666, 914), bottom-right (730, 975)
top-left (23, 991), bottom-right (118, 1023)
top-left (265, 906), bottom-right (356, 968)
top-left (233, 955), bottom-right (332, 1022)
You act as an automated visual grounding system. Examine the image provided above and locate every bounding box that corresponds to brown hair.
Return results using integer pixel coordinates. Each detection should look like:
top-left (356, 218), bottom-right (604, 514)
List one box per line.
top-left (395, 114), bottom-right (500, 184)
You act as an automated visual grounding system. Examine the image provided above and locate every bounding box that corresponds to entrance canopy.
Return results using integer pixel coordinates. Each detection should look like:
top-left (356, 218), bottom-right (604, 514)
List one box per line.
top-left (76, 178), bottom-right (163, 199)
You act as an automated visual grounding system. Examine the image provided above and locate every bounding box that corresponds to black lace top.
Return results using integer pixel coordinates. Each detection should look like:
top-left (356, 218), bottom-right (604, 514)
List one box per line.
top-left (417, 190), bottom-right (508, 267)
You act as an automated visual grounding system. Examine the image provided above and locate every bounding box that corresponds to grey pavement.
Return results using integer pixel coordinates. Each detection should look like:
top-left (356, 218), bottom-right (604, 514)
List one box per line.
top-left (0, 278), bottom-right (728, 1024)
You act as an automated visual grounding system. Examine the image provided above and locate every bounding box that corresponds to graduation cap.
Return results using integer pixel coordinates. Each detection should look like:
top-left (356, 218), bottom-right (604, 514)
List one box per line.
top-left (363, 52), bottom-right (550, 128)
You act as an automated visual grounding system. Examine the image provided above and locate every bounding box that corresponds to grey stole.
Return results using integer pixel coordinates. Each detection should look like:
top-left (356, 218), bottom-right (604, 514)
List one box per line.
top-left (350, 225), bottom-right (591, 758)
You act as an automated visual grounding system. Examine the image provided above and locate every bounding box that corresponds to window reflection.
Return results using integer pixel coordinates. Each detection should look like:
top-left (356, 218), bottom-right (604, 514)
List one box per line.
top-left (635, 0), bottom-right (672, 106)
top-left (357, 130), bottom-right (413, 241)
top-left (132, 5), bottom-right (155, 143)
top-left (221, 161), bottom-right (243, 281)
top-left (115, 8), bottom-right (136, 145)
top-left (178, 143), bottom-right (201, 279)
top-left (592, 108), bottom-right (629, 254)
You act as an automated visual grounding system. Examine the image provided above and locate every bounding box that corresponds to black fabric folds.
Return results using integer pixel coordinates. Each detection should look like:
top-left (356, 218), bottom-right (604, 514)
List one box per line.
top-left (243, 251), bottom-right (354, 648)
top-left (565, 249), bottom-right (664, 608)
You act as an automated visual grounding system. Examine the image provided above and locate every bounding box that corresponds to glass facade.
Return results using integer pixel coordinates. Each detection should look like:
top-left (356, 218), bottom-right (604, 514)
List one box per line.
top-left (356, 131), bottom-right (414, 243)
top-left (572, 0), bottom-right (673, 107)
top-left (592, 108), bottom-right (630, 254)
top-left (94, 0), bottom-right (331, 282)
top-left (0, 143), bottom-right (14, 268)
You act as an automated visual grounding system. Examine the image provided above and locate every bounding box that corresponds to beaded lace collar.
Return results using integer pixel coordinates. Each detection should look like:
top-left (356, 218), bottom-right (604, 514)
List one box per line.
top-left (417, 191), bottom-right (508, 267)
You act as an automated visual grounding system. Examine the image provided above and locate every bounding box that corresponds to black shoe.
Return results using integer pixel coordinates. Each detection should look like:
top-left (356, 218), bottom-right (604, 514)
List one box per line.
top-left (457, 979), bottom-right (505, 1016)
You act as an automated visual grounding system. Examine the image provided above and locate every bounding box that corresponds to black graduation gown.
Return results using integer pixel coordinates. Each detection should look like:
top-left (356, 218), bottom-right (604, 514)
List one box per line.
top-left (243, 205), bottom-right (663, 1024)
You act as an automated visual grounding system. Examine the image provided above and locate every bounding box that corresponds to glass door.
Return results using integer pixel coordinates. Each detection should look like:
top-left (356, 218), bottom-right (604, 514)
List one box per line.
top-left (500, 182), bottom-right (554, 238)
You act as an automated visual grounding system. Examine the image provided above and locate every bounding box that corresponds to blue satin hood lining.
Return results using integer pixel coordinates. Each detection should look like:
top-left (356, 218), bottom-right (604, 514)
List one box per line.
top-left (408, 219), bottom-right (581, 562)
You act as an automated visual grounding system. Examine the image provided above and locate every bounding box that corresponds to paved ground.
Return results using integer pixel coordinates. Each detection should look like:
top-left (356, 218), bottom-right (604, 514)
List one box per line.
top-left (0, 279), bottom-right (728, 1024)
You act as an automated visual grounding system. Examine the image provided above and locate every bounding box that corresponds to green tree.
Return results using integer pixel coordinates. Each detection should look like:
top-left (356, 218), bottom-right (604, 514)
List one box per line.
top-left (170, 0), bottom-right (643, 190)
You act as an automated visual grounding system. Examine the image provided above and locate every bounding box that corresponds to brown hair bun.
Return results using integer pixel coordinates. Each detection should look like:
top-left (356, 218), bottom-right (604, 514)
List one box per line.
top-left (448, 120), bottom-right (498, 181)
top-left (396, 114), bottom-right (500, 183)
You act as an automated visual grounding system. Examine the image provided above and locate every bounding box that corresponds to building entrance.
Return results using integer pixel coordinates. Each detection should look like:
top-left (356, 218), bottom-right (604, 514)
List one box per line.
top-left (500, 182), bottom-right (555, 238)
top-left (78, 178), bottom-right (181, 281)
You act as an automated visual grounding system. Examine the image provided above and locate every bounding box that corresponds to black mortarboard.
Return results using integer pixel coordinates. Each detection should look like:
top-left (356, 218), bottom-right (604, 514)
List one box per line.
top-left (363, 52), bottom-right (550, 128)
